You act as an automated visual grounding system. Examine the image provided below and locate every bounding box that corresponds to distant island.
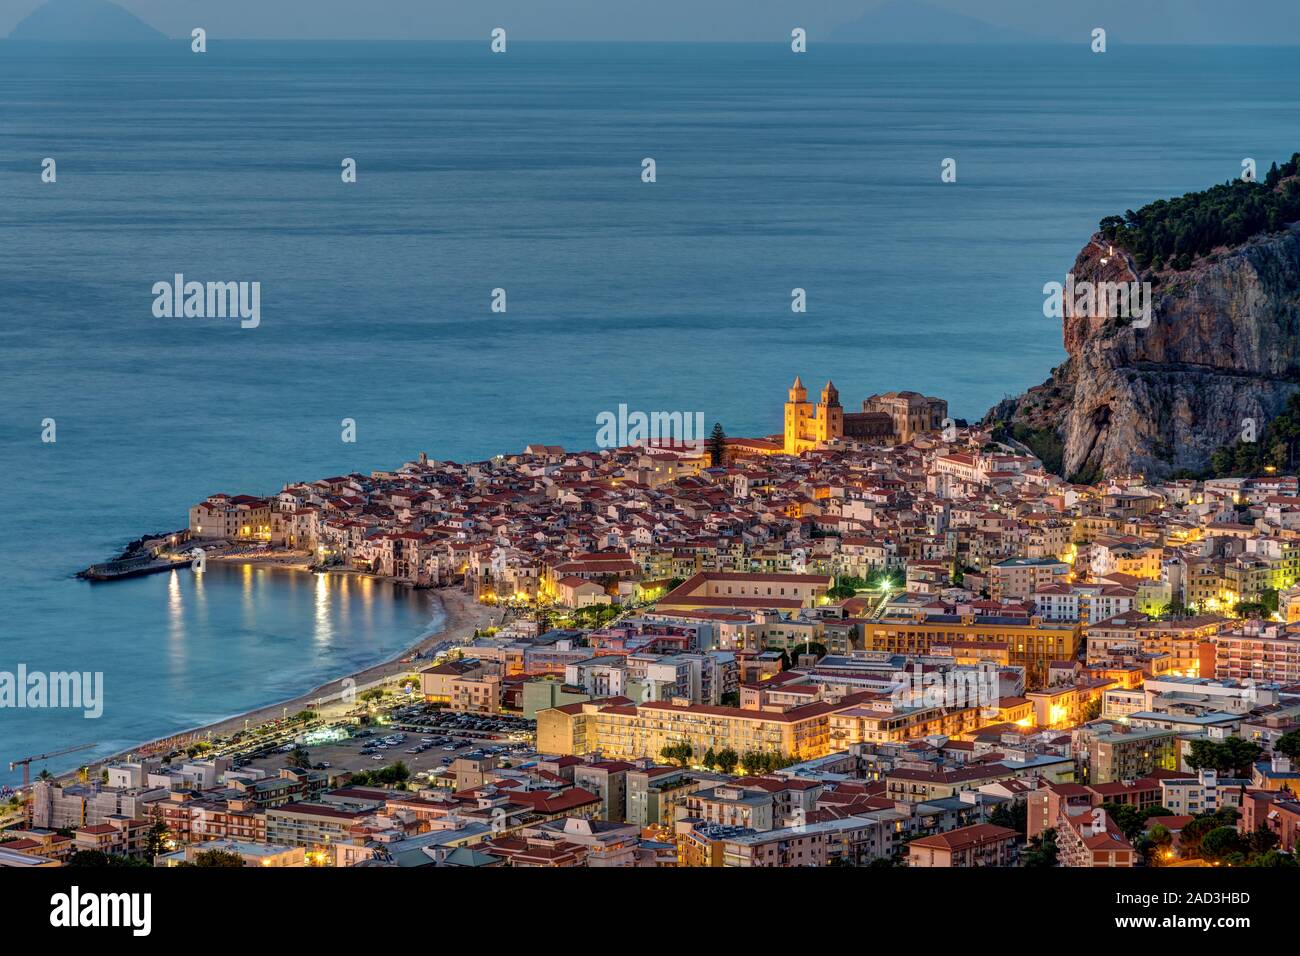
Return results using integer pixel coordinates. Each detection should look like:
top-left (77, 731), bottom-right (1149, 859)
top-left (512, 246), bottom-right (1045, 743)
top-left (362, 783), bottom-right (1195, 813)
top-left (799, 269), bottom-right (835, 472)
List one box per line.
top-left (7, 0), bottom-right (166, 42)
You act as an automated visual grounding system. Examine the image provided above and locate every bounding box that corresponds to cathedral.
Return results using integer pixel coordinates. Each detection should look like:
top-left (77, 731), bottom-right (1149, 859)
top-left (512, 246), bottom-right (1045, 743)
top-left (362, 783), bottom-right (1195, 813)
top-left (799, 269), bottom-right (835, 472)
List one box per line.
top-left (783, 377), bottom-right (948, 454)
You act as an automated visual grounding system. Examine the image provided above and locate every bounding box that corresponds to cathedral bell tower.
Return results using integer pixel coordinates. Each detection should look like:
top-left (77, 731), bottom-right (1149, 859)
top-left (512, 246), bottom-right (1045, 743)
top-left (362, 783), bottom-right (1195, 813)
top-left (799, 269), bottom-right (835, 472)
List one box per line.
top-left (784, 376), bottom-right (811, 454)
top-left (817, 380), bottom-right (843, 444)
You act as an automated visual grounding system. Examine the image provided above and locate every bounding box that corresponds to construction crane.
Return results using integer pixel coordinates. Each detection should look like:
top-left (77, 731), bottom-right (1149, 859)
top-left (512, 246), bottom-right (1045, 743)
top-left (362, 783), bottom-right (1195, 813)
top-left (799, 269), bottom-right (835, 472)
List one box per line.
top-left (9, 743), bottom-right (97, 787)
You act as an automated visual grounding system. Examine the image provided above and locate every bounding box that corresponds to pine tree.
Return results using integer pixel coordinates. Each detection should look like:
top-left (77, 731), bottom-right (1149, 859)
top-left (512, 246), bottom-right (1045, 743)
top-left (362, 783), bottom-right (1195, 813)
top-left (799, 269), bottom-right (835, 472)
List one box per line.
top-left (707, 422), bottom-right (726, 467)
top-left (144, 809), bottom-right (170, 857)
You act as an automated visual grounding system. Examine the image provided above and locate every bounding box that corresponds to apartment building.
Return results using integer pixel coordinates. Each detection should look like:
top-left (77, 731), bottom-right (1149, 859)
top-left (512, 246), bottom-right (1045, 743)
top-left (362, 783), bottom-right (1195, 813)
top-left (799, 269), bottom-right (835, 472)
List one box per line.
top-left (720, 825), bottom-right (828, 867)
top-left (1025, 685), bottom-right (1091, 730)
top-left (264, 802), bottom-right (375, 850)
top-left (989, 558), bottom-right (1070, 601)
top-left (677, 822), bottom-right (746, 867)
top-left (71, 816), bottom-right (151, 858)
top-left (1209, 622), bottom-right (1300, 684)
top-left (1056, 807), bottom-right (1135, 867)
top-left (689, 807), bottom-right (904, 867)
top-left (188, 493), bottom-right (272, 541)
top-left (861, 613), bottom-right (1080, 688)
top-left (538, 692), bottom-right (873, 763)
top-left (1181, 558), bottom-right (1229, 610)
top-left (520, 676), bottom-right (591, 720)
top-left (1027, 778), bottom-right (1168, 840)
top-left (907, 823), bottom-right (1018, 867)
top-left (31, 780), bottom-right (163, 831)
top-left (1084, 612), bottom-right (1225, 677)
top-left (0, 829), bottom-right (73, 864)
top-left (658, 571), bottom-right (833, 612)
top-left (1090, 538), bottom-right (1162, 580)
top-left (625, 766), bottom-right (711, 828)
top-left (1224, 537), bottom-right (1300, 599)
top-left (450, 674), bottom-right (502, 715)
top-left (1160, 770), bottom-right (1246, 816)
top-left (828, 698), bottom-right (993, 747)
top-left (884, 763), bottom-right (1030, 803)
top-left (1080, 726), bottom-right (1179, 784)
top-left (1239, 790), bottom-right (1300, 853)
top-left (421, 658), bottom-right (494, 704)
top-left (152, 788), bottom-right (272, 846)
top-left (572, 761), bottom-right (633, 823)
top-left (683, 784), bottom-right (775, 831)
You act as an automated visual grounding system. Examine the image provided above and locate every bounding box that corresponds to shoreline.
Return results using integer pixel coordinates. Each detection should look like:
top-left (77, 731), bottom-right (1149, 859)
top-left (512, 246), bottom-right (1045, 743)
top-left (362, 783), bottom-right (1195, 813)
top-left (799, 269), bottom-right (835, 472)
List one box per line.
top-left (55, 560), bottom-right (503, 786)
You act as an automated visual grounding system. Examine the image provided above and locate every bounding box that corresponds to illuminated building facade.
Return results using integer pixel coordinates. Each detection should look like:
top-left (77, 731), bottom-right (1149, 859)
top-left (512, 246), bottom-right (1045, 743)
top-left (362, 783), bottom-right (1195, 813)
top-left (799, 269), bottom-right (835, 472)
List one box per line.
top-left (861, 613), bottom-right (1080, 688)
top-left (537, 693), bottom-right (876, 762)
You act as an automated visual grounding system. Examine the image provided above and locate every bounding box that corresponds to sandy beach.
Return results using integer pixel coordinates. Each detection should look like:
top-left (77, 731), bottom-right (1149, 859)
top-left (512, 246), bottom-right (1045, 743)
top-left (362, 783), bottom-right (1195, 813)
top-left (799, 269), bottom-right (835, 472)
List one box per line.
top-left (209, 549), bottom-right (316, 571)
top-left (61, 559), bottom-right (504, 783)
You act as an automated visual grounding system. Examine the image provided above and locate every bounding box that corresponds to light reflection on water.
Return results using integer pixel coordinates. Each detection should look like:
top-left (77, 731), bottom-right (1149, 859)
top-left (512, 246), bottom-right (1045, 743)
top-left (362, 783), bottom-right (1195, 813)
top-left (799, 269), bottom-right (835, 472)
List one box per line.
top-left (314, 570), bottom-right (333, 646)
top-left (0, 561), bottom-right (441, 785)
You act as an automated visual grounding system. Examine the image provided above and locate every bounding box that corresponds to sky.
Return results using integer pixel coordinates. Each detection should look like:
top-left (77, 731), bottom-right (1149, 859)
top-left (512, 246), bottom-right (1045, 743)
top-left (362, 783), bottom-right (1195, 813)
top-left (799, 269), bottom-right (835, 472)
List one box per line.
top-left (2, 0), bottom-right (1299, 44)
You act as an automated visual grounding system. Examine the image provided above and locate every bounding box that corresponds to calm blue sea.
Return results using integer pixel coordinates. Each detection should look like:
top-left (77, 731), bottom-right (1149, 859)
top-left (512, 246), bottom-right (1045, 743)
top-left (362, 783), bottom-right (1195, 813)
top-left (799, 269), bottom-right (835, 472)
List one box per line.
top-left (1, 41), bottom-right (1297, 782)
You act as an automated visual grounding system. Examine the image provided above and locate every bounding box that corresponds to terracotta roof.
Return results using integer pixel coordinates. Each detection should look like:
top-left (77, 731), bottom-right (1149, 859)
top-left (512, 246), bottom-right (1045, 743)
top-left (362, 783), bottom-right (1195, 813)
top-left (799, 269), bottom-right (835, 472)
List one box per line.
top-left (909, 823), bottom-right (1017, 851)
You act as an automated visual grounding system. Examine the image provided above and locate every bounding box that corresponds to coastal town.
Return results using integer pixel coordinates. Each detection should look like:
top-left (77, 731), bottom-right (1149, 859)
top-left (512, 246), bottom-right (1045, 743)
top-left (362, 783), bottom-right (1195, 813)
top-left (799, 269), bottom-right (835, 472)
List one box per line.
top-left (5, 377), bottom-right (1300, 871)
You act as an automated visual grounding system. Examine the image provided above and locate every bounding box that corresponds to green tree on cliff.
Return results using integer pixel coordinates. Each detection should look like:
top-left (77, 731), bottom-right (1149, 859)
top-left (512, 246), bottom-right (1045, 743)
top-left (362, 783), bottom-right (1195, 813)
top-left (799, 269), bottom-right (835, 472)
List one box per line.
top-left (1209, 392), bottom-right (1300, 478)
top-left (1099, 153), bottom-right (1300, 270)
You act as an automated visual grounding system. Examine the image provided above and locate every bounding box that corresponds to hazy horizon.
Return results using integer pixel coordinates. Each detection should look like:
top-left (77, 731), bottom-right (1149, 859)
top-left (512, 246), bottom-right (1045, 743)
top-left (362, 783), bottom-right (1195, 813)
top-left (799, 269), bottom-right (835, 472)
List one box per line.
top-left (3, 0), bottom-right (1300, 45)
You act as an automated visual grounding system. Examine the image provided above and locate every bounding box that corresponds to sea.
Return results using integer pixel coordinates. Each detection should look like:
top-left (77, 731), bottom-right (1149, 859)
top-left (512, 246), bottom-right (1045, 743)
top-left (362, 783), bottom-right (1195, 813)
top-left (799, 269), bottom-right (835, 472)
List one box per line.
top-left (1, 40), bottom-right (1297, 783)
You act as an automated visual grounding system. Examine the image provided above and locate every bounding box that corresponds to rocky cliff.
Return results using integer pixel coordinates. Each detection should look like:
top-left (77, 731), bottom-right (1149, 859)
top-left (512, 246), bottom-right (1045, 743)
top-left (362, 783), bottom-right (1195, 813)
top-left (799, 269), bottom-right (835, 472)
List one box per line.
top-left (987, 218), bottom-right (1300, 481)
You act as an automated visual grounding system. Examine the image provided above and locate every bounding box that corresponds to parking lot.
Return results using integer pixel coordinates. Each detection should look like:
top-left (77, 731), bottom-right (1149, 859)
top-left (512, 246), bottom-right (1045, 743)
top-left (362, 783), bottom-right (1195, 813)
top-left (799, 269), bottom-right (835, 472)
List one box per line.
top-left (386, 703), bottom-right (536, 741)
top-left (236, 706), bottom-right (537, 783)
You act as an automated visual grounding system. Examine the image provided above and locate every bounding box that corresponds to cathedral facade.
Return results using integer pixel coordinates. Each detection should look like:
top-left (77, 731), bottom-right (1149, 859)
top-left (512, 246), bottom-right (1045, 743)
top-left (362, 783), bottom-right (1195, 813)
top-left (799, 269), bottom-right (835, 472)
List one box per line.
top-left (783, 377), bottom-right (842, 455)
top-left (783, 377), bottom-right (948, 454)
